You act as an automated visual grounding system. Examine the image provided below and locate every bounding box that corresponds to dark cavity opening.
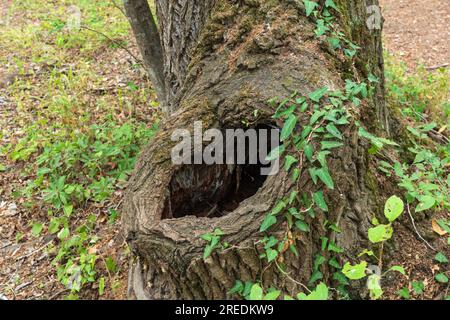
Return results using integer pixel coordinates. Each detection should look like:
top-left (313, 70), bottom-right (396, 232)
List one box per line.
top-left (162, 124), bottom-right (279, 219)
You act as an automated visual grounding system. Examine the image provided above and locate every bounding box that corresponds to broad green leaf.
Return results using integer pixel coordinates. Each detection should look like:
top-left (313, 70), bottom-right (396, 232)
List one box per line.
top-left (412, 281), bottom-right (424, 294)
top-left (264, 290), bottom-right (281, 300)
top-left (384, 195), bottom-right (404, 222)
top-left (295, 220), bottom-right (310, 233)
top-left (397, 287), bottom-right (410, 299)
top-left (325, 0), bottom-right (338, 10)
top-left (98, 277), bottom-right (105, 296)
top-left (281, 114), bottom-right (298, 141)
top-left (435, 252), bottom-right (448, 264)
top-left (367, 274), bottom-right (383, 300)
top-left (284, 155), bottom-right (298, 172)
top-left (298, 283), bottom-right (329, 300)
top-left (63, 204), bottom-right (73, 216)
top-left (32, 223), bottom-right (43, 237)
top-left (303, 0), bottom-right (318, 17)
top-left (342, 261), bottom-right (367, 280)
top-left (309, 86), bottom-right (328, 102)
top-left (313, 191), bottom-right (328, 212)
top-left (266, 145), bottom-right (285, 161)
top-left (260, 215), bottom-right (277, 232)
top-left (271, 201), bottom-right (287, 215)
top-left (249, 284), bottom-right (263, 300)
top-left (389, 266), bottom-right (406, 275)
top-left (321, 140), bottom-right (343, 150)
top-left (435, 273), bottom-right (449, 284)
top-left (266, 248), bottom-right (278, 262)
top-left (326, 123), bottom-right (343, 140)
top-left (304, 143), bottom-right (314, 162)
top-left (368, 224), bottom-right (392, 243)
top-left (57, 227), bottom-right (70, 240)
top-left (316, 167), bottom-right (334, 189)
top-left (415, 195), bottom-right (436, 212)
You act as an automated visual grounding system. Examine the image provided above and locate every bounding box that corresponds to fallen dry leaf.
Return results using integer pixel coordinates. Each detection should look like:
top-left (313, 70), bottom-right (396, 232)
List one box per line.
top-left (432, 219), bottom-right (447, 236)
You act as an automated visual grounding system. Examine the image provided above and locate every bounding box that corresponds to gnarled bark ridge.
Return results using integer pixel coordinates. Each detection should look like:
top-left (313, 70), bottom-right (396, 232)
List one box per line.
top-left (123, 0), bottom-right (387, 299)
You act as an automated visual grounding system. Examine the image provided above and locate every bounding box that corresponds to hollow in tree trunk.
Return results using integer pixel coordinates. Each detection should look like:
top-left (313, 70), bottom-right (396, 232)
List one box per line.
top-left (123, 0), bottom-right (390, 299)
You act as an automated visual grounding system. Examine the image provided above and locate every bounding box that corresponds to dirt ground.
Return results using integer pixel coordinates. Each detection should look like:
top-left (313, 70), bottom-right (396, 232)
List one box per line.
top-left (0, 0), bottom-right (448, 300)
top-left (380, 0), bottom-right (450, 70)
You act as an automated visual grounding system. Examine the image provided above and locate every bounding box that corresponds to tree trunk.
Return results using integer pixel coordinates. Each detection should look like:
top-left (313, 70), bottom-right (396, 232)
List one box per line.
top-left (123, 0), bottom-right (389, 300)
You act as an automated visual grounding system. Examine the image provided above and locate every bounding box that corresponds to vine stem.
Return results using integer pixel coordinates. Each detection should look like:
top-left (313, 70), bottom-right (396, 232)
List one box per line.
top-left (406, 203), bottom-right (437, 251)
top-left (275, 261), bottom-right (311, 293)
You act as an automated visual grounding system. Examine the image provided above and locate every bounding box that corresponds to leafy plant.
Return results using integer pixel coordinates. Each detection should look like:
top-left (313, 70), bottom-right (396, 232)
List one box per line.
top-left (342, 196), bottom-right (407, 299)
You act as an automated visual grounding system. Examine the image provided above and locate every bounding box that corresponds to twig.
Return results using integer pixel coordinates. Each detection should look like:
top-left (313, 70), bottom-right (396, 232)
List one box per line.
top-left (426, 63), bottom-right (449, 71)
top-left (80, 26), bottom-right (143, 66)
top-left (275, 261), bottom-right (311, 293)
top-left (406, 203), bottom-right (437, 251)
top-left (110, 0), bottom-right (127, 18)
top-left (48, 289), bottom-right (68, 300)
top-left (15, 240), bottom-right (52, 261)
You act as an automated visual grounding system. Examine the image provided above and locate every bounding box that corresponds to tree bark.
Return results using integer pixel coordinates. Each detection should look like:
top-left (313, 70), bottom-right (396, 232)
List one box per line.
top-left (123, 0), bottom-right (166, 109)
top-left (123, 0), bottom-right (389, 300)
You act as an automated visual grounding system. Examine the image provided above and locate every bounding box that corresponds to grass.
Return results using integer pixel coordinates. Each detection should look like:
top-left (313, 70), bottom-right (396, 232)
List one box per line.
top-left (0, 0), bottom-right (159, 299)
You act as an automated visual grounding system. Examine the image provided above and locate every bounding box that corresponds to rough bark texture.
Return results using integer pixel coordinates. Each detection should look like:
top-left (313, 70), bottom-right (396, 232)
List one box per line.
top-left (155, 0), bottom-right (216, 111)
top-left (123, 0), bottom-right (388, 300)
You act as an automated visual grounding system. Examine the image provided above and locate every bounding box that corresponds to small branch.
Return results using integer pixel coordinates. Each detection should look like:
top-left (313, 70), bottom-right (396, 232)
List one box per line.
top-left (80, 26), bottom-right (143, 65)
top-left (275, 261), bottom-right (311, 293)
top-left (123, 0), bottom-right (167, 112)
top-left (426, 63), bottom-right (449, 71)
top-left (406, 203), bottom-right (437, 252)
top-left (110, 0), bottom-right (127, 19)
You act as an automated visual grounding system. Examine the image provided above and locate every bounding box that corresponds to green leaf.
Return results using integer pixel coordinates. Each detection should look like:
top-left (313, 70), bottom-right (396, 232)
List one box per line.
top-left (264, 290), bottom-right (281, 300)
top-left (368, 73), bottom-right (379, 83)
top-left (63, 204), bottom-right (73, 216)
top-left (384, 195), bottom-right (404, 222)
top-left (342, 261), bottom-right (367, 280)
top-left (31, 223), bottom-right (43, 237)
top-left (412, 281), bottom-right (424, 295)
top-left (295, 220), bottom-right (310, 233)
top-left (368, 224), bottom-right (392, 243)
top-left (303, 0), bottom-right (318, 17)
top-left (266, 145), bottom-right (285, 161)
top-left (271, 201), bottom-right (286, 215)
top-left (98, 277), bottom-right (105, 296)
top-left (321, 140), bottom-right (343, 150)
top-left (435, 273), bottom-right (449, 284)
top-left (435, 252), bottom-right (448, 264)
top-left (57, 227), bottom-right (70, 240)
top-left (389, 266), bottom-right (406, 275)
top-left (326, 123), bottom-right (343, 140)
top-left (367, 274), bottom-right (383, 300)
top-left (260, 215), bottom-right (277, 232)
top-left (281, 114), bottom-right (298, 141)
top-left (304, 143), bottom-right (314, 162)
top-left (266, 248), bottom-right (278, 262)
top-left (309, 86), bottom-right (328, 102)
top-left (397, 287), bottom-right (410, 299)
top-left (309, 270), bottom-right (323, 285)
top-left (298, 283), bottom-right (329, 300)
top-left (415, 195), bottom-right (436, 212)
top-left (284, 155), bottom-right (298, 172)
top-left (316, 167), bottom-right (334, 189)
top-left (249, 284), bottom-right (263, 300)
top-left (325, 0), bottom-right (338, 10)
top-left (203, 244), bottom-right (215, 259)
top-left (228, 280), bottom-right (244, 295)
top-left (313, 191), bottom-right (328, 212)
